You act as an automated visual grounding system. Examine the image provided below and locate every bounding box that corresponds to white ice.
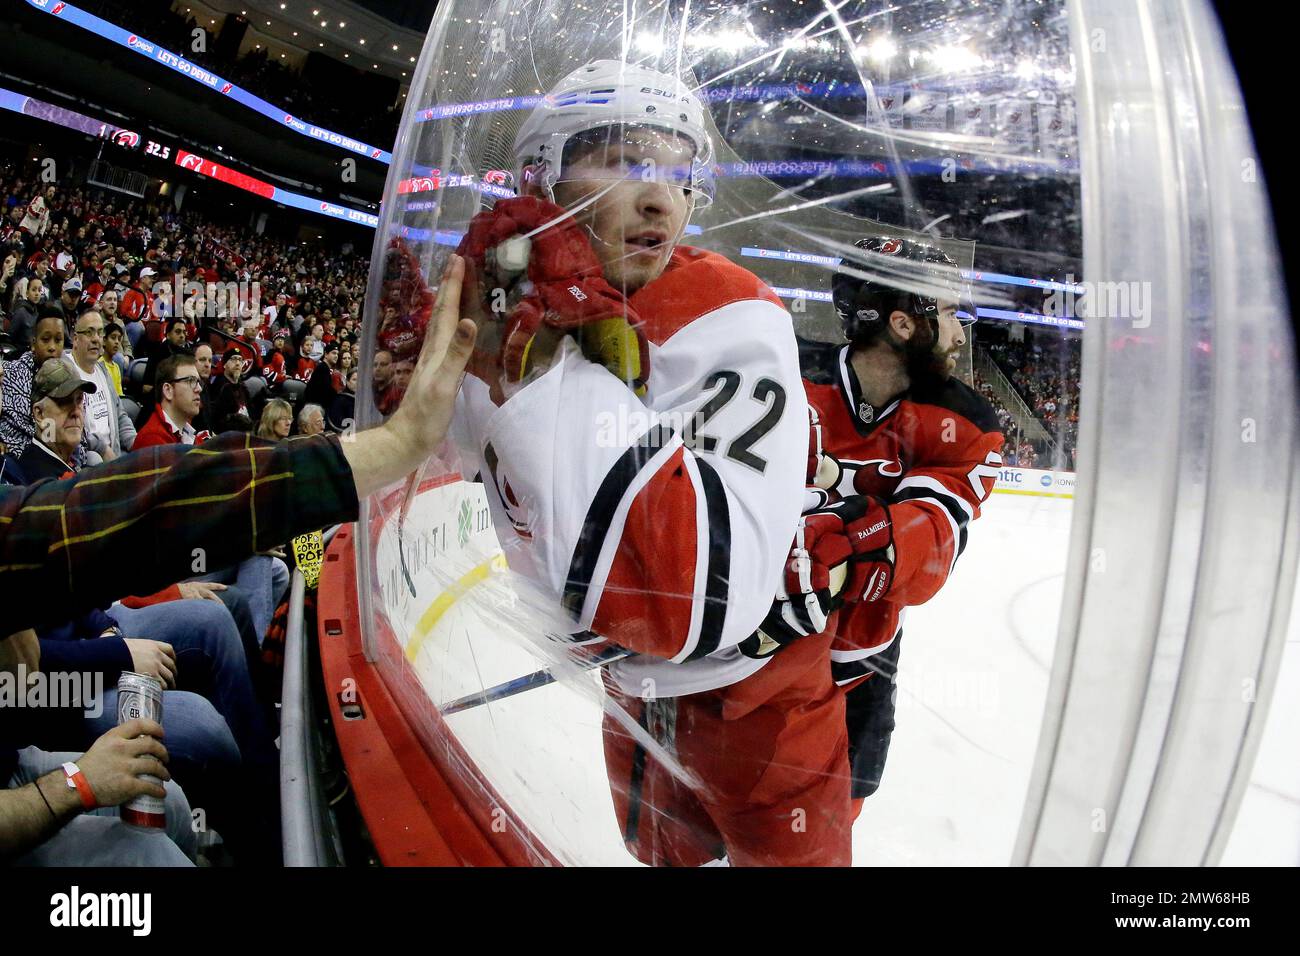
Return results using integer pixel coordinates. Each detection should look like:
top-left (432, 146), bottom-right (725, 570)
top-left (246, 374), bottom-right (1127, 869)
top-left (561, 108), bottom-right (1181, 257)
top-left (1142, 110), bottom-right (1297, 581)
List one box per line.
top-left (378, 484), bottom-right (1298, 866)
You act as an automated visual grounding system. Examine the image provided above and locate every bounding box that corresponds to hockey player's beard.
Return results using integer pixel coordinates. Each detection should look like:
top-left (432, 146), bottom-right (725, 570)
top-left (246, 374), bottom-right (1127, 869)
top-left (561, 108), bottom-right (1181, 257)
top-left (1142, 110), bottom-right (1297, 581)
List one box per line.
top-left (903, 336), bottom-right (956, 390)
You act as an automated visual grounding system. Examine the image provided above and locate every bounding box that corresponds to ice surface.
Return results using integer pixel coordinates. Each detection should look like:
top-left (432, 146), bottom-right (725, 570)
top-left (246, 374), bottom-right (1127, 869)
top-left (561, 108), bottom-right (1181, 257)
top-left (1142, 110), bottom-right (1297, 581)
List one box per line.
top-left (382, 485), bottom-right (1067, 865)
top-left (376, 482), bottom-right (1296, 865)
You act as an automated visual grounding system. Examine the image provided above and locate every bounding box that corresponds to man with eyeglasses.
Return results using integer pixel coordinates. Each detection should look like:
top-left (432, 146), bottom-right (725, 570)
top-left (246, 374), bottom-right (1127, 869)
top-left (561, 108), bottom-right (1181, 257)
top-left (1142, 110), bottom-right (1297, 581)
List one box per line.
top-left (67, 309), bottom-right (135, 463)
top-left (133, 354), bottom-right (210, 449)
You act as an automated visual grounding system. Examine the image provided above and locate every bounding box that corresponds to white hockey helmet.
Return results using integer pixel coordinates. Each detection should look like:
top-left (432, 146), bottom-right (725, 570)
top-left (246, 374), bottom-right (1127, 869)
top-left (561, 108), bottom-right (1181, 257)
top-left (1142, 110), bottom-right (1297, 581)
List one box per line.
top-left (514, 59), bottom-right (715, 207)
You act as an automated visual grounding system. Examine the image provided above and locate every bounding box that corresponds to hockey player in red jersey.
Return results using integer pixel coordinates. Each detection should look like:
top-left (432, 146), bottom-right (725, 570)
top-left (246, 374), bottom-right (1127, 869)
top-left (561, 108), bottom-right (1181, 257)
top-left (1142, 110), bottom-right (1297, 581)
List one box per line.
top-left (449, 60), bottom-right (852, 866)
top-left (755, 236), bottom-right (1004, 818)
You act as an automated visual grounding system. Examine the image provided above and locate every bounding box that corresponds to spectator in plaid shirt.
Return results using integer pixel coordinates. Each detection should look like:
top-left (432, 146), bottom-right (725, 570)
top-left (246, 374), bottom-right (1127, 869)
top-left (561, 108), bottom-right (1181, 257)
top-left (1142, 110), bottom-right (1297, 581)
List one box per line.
top-left (0, 254), bottom-right (477, 865)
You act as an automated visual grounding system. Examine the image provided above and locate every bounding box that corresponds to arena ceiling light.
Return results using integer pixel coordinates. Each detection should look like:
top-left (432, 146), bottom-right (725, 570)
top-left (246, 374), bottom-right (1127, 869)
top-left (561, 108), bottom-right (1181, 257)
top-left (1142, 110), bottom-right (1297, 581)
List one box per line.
top-left (685, 28), bottom-right (767, 53)
top-left (925, 44), bottom-right (986, 72)
top-left (635, 31), bottom-right (664, 54)
top-left (863, 36), bottom-right (898, 62)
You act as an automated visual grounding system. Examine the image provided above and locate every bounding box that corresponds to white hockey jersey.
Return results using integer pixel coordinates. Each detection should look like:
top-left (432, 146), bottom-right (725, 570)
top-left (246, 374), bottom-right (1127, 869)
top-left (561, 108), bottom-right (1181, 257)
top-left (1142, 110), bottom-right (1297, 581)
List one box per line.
top-left (453, 246), bottom-right (807, 698)
top-left (19, 194), bottom-right (49, 238)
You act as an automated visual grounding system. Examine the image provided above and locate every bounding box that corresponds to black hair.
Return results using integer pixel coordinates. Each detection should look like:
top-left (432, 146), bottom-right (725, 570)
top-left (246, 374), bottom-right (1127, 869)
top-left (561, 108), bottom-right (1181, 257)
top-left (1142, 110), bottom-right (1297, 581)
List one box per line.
top-left (32, 312), bottom-right (66, 336)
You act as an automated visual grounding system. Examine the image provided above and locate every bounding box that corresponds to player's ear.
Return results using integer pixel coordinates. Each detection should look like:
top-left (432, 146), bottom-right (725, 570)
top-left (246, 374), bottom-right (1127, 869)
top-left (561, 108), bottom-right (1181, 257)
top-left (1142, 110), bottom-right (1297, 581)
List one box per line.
top-left (888, 309), bottom-right (915, 342)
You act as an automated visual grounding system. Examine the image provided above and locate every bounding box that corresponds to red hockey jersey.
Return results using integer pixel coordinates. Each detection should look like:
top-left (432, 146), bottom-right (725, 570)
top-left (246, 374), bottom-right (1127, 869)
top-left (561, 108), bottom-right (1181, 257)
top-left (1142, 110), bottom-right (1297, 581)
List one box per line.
top-left (798, 339), bottom-right (1004, 687)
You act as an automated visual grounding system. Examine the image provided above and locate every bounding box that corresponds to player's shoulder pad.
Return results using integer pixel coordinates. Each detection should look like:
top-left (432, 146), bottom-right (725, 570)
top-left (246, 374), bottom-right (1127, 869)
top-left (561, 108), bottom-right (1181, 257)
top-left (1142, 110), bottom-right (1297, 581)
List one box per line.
top-left (909, 376), bottom-right (1003, 435)
top-left (796, 335), bottom-right (841, 385)
top-left (632, 246), bottom-right (787, 346)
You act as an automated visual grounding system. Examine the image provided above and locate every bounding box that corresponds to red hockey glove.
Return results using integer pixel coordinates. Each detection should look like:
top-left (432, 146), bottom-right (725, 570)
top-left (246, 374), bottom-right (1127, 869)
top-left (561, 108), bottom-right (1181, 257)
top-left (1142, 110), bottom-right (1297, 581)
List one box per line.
top-left (802, 495), bottom-right (896, 606)
top-left (741, 495), bottom-right (896, 658)
top-left (456, 197), bottom-right (649, 391)
top-left (739, 514), bottom-right (846, 658)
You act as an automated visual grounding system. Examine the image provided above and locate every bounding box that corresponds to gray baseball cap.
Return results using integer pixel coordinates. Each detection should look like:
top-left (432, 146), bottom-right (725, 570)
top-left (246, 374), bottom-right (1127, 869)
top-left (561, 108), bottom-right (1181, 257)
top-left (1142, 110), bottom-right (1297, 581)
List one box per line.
top-left (32, 356), bottom-right (96, 403)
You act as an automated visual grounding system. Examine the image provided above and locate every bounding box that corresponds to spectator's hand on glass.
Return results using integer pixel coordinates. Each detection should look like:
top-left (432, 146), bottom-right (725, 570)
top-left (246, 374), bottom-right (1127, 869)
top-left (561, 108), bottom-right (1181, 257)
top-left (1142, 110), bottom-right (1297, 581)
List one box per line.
top-left (123, 639), bottom-right (177, 689)
top-left (343, 255), bottom-right (476, 499)
top-left (177, 581), bottom-right (227, 602)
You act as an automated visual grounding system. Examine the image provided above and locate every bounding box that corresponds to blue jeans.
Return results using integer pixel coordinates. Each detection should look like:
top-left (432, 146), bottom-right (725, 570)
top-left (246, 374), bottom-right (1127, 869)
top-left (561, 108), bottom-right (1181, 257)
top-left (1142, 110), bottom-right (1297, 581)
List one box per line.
top-left (105, 599), bottom-right (277, 768)
top-left (125, 319), bottom-right (145, 352)
top-left (193, 556), bottom-right (290, 643)
top-left (106, 598), bottom-right (282, 861)
top-left (9, 747), bottom-right (196, 866)
top-left (83, 688), bottom-right (241, 786)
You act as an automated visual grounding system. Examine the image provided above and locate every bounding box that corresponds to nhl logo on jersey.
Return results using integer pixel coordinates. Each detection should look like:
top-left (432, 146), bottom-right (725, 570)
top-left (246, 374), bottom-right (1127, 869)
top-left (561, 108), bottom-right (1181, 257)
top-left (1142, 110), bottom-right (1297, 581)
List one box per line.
top-left (880, 238), bottom-right (902, 255)
top-left (858, 401), bottom-right (875, 424)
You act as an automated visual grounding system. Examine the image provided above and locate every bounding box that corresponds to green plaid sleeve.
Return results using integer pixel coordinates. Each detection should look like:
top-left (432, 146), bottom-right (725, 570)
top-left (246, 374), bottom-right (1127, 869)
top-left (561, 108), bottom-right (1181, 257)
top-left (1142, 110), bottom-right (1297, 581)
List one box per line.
top-left (0, 432), bottom-right (360, 632)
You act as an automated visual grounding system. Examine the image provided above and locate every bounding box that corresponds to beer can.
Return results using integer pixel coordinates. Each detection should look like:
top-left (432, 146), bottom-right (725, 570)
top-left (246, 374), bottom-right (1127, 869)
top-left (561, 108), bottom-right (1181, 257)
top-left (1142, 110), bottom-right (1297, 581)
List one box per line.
top-left (116, 671), bottom-right (166, 829)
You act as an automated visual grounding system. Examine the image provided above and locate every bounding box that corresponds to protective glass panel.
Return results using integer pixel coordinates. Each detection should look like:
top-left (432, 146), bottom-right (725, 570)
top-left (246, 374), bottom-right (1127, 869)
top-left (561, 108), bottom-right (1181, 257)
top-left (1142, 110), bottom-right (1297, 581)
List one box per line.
top-left (357, 0), bottom-right (1080, 865)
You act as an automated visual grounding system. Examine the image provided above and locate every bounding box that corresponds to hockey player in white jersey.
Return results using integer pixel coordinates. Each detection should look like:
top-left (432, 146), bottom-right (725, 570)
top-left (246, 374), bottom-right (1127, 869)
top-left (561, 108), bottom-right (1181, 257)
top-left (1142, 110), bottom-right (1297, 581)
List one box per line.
top-left (448, 60), bottom-right (853, 866)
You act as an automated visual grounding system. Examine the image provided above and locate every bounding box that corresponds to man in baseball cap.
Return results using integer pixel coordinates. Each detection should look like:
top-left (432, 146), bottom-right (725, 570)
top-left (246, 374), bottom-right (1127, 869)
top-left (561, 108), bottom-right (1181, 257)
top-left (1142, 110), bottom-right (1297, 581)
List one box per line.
top-left (58, 276), bottom-right (83, 319)
top-left (19, 356), bottom-right (97, 481)
top-left (32, 354), bottom-right (96, 403)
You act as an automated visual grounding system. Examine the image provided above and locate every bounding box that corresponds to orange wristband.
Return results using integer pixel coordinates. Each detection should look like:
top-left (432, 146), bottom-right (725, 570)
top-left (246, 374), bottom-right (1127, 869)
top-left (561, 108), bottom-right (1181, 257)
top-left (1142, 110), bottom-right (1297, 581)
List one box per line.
top-left (61, 761), bottom-right (98, 811)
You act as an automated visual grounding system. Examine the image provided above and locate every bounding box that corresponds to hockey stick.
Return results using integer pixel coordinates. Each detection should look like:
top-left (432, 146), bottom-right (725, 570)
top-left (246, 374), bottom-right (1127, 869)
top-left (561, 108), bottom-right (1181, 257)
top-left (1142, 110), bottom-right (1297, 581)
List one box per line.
top-left (439, 549), bottom-right (849, 713)
top-left (438, 644), bottom-right (635, 715)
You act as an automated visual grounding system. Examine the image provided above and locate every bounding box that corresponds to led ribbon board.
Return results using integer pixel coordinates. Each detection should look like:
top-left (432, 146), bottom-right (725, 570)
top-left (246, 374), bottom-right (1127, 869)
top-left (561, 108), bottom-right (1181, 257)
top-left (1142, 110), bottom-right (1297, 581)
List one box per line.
top-left (0, 85), bottom-right (378, 228)
top-left (174, 149), bottom-right (379, 227)
top-left (23, 0), bottom-right (393, 164)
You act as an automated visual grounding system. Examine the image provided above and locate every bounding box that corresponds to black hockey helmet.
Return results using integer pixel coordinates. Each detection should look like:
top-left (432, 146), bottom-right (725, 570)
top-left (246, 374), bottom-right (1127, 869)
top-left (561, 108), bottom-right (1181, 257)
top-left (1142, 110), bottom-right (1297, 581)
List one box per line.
top-left (832, 235), bottom-right (970, 345)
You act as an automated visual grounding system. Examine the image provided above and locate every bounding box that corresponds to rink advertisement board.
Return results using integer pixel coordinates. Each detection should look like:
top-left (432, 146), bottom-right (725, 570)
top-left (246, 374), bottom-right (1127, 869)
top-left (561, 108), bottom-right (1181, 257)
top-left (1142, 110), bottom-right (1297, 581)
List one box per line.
top-left (993, 466), bottom-right (1075, 498)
